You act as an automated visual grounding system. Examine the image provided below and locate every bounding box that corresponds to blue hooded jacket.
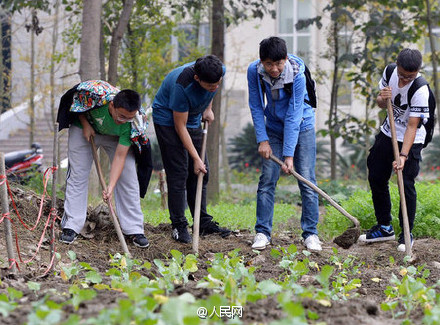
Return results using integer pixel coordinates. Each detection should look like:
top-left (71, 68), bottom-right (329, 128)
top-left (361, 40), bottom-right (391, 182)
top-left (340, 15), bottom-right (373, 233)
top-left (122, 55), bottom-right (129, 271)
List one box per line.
top-left (247, 54), bottom-right (315, 157)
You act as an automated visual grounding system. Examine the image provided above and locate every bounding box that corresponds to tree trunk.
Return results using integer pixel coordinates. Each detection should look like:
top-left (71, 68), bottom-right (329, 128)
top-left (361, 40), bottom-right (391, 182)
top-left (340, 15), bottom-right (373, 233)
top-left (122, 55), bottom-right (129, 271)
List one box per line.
top-left (329, 21), bottom-right (339, 180)
top-left (107, 0), bottom-right (135, 85)
top-left (50, 0), bottom-right (60, 183)
top-left (29, 10), bottom-right (36, 146)
top-left (79, 0), bottom-right (102, 81)
top-left (50, 0), bottom-right (60, 127)
top-left (80, 0), bottom-right (102, 197)
top-left (207, 0), bottom-right (225, 203)
top-left (99, 24), bottom-right (106, 81)
top-left (126, 23), bottom-right (142, 90)
top-left (425, 0), bottom-right (439, 130)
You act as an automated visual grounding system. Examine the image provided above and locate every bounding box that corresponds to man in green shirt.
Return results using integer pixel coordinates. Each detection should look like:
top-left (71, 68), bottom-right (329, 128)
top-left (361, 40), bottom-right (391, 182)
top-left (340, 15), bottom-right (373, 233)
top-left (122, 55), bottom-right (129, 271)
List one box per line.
top-left (60, 83), bottom-right (149, 248)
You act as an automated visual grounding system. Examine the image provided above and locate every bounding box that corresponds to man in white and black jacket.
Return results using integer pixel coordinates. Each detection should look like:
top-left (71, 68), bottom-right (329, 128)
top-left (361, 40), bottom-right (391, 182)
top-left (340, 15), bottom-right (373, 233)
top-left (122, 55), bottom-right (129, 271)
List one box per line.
top-left (359, 49), bottom-right (430, 252)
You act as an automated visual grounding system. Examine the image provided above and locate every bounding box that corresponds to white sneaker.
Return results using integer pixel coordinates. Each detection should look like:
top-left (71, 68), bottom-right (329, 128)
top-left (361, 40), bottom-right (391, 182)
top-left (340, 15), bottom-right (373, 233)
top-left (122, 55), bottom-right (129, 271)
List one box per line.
top-left (252, 233), bottom-right (270, 250)
top-left (397, 235), bottom-right (414, 252)
top-left (304, 234), bottom-right (322, 251)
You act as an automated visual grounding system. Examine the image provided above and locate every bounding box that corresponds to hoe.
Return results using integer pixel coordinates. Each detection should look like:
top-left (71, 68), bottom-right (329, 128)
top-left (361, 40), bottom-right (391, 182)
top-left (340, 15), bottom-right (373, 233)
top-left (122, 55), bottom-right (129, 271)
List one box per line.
top-left (270, 154), bottom-right (360, 249)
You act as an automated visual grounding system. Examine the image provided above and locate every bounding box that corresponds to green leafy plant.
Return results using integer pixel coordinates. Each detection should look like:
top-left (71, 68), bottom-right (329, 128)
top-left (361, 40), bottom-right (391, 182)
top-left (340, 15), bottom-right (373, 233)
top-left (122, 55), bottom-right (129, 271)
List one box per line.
top-left (68, 285), bottom-right (97, 310)
top-left (0, 288), bottom-right (22, 317)
top-left (197, 249), bottom-right (265, 305)
top-left (153, 249), bottom-right (198, 293)
top-left (382, 265), bottom-right (437, 322)
top-left (27, 295), bottom-right (63, 325)
top-left (275, 244), bottom-right (310, 282)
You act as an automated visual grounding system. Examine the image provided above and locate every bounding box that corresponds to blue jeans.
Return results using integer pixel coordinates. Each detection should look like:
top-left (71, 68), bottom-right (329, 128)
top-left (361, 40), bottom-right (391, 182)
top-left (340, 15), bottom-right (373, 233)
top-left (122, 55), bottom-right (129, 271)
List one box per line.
top-left (255, 128), bottom-right (319, 240)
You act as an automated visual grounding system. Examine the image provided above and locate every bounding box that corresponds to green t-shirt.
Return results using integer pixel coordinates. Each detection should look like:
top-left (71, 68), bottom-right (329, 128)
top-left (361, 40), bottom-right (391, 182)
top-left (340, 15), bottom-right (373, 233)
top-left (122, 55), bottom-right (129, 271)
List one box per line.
top-left (73, 104), bottom-right (131, 147)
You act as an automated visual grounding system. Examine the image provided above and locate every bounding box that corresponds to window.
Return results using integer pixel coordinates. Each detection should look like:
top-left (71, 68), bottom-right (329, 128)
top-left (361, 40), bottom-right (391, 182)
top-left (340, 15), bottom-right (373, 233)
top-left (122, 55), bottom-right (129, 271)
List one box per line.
top-left (337, 31), bottom-right (352, 106)
top-left (171, 23), bottom-right (210, 62)
top-left (278, 0), bottom-right (312, 64)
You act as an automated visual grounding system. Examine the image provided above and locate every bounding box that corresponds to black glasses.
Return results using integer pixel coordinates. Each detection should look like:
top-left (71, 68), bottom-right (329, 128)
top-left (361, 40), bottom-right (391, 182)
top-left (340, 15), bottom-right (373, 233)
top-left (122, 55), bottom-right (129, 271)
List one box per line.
top-left (115, 109), bottom-right (134, 122)
top-left (397, 71), bottom-right (417, 82)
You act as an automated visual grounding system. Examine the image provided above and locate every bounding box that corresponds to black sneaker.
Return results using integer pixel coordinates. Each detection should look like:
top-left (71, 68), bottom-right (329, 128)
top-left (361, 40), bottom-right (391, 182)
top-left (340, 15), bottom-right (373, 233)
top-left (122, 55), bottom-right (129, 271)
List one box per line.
top-left (172, 226), bottom-right (192, 243)
top-left (200, 221), bottom-right (231, 238)
top-left (131, 234), bottom-right (150, 248)
top-left (60, 228), bottom-right (78, 244)
top-left (358, 224), bottom-right (395, 243)
top-left (397, 232), bottom-right (414, 252)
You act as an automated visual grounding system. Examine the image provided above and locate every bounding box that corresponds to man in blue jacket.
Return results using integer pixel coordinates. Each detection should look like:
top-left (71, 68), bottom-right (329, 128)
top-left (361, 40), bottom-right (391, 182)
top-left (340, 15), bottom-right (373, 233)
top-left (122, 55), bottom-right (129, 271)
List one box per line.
top-left (247, 37), bottom-right (321, 251)
top-left (152, 55), bottom-right (231, 243)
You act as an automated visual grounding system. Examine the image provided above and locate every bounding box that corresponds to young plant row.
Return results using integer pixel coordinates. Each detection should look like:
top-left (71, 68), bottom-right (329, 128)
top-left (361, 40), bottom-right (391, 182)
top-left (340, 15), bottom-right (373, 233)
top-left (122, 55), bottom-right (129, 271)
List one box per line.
top-left (1, 247), bottom-right (439, 324)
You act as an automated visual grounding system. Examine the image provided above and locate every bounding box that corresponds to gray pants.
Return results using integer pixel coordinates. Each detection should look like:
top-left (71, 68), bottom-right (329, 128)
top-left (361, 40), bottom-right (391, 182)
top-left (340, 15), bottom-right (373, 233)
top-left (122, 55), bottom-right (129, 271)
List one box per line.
top-left (61, 125), bottom-right (144, 235)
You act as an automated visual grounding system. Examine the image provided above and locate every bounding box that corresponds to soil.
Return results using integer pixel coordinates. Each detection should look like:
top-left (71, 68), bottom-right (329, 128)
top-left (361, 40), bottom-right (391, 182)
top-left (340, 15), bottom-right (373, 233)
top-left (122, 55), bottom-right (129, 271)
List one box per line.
top-left (1, 187), bottom-right (440, 324)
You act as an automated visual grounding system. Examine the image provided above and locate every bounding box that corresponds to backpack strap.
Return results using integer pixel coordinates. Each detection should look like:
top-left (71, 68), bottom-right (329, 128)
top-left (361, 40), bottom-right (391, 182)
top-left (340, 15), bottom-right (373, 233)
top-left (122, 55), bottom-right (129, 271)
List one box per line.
top-left (407, 76), bottom-right (428, 105)
top-left (384, 63), bottom-right (397, 84)
top-left (258, 73), bottom-right (267, 106)
top-left (258, 73), bottom-right (266, 94)
top-left (407, 76), bottom-right (430, 129)
top-left (304, 65), bottom-right (316, 108)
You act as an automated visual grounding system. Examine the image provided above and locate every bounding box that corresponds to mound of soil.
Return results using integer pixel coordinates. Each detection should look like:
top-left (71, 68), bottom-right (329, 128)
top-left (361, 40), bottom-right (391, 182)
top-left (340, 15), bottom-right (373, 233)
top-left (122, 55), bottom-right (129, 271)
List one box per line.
top-left (1, 187), bottom-right (439, 324)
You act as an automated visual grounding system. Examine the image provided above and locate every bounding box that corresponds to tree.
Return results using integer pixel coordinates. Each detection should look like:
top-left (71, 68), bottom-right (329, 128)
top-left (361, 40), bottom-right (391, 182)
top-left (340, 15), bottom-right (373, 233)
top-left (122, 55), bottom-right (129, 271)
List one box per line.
top-left (49, 0), bottom-right (60, 125)
top-left (166, 0), bottom-right (276, 199)
top-left (169, 0), bottom-right (276, 202)
top-left (79, 0), bottom-right (101, 80)
top-left (424, 0), bottom-right (440, 130)
top-left (0, 0), bottom-right (50, 12)
top-left (78, 0), bottom-right (102, 195)
top-left (117, 0), bottom-right (203, 101)
top-left (302, 0), bottom-right (425, 180)
top-left (106, 0), bottom-right (134, 85)
top-left (207, 0), bottom-right (224, 202)
top-left (26, 10), bottom-right (44, 146)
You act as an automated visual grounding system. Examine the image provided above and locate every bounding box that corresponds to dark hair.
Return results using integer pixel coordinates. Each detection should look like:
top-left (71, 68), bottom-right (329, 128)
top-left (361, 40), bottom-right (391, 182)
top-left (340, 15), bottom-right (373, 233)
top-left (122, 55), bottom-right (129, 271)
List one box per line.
top-left (259, 37), bottom-right (287, 61)
top-left (396, 48), bottom-right (422, 72)
top-left (194, 55), bottom-right (223, 83)
top-left (112, 89), bottom-right (141, 112)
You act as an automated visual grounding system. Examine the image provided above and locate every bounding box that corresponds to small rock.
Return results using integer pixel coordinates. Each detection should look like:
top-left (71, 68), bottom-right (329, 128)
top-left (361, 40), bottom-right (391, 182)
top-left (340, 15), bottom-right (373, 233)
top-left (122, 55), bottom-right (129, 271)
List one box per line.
top-left (205, 253), bottom-right (216, 262)
top-left (431, 261), bottom-right (440, 269)
top-left (299, 275), bottom-right (318, 285)
top-left (19, 296), bottom-right (29, 304)
top-left (246, 255), bottom-right (266, 266)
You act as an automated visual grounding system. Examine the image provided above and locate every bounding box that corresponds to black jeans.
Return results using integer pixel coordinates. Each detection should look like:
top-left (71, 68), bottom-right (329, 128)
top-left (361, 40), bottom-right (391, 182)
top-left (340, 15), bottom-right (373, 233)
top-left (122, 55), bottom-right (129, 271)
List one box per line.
top-left (154, 123), bottom-right (213, 228)
top-left (367, 132), bottom-right (422, 232)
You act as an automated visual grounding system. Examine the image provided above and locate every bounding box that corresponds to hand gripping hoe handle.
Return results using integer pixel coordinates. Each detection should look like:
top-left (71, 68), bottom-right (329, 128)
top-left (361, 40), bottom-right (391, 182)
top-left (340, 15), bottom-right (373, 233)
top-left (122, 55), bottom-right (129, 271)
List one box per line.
top-left (90, 137), bottom-right (131, 257)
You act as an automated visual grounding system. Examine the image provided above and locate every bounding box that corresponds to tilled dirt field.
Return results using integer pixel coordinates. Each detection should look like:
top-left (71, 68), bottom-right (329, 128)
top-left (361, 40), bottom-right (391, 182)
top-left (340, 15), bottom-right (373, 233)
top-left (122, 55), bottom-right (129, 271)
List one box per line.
top-left (1, 187), bottom-right (439, 324)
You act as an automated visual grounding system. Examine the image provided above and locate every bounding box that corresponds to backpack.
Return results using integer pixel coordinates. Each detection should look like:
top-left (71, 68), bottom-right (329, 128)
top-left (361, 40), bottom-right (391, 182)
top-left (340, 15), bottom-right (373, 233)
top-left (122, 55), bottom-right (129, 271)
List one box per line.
top-left (385, 63), bottom-right (437, 148)
top-left (259, 60), bottom-right (317, 108)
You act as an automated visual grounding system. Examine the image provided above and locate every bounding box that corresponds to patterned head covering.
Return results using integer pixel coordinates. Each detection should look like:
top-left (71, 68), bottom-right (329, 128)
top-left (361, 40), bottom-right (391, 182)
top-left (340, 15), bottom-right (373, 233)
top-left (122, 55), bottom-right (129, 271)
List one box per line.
top-left (70, 80), bottom-right (148, 151)
top-left (71, 80), bottom-right (119, 112)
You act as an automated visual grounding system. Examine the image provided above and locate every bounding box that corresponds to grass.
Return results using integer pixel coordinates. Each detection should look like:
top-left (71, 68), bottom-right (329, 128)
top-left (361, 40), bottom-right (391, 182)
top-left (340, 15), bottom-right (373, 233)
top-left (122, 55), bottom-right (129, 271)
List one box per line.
top-left (17, 169), bottom-right (440, 241)
top-left (141, 178), bottom-right (440, 242)
top-left (140, 191), bottom-right (300, 234)
top-left (320, 180), bottom-right (440, 240)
